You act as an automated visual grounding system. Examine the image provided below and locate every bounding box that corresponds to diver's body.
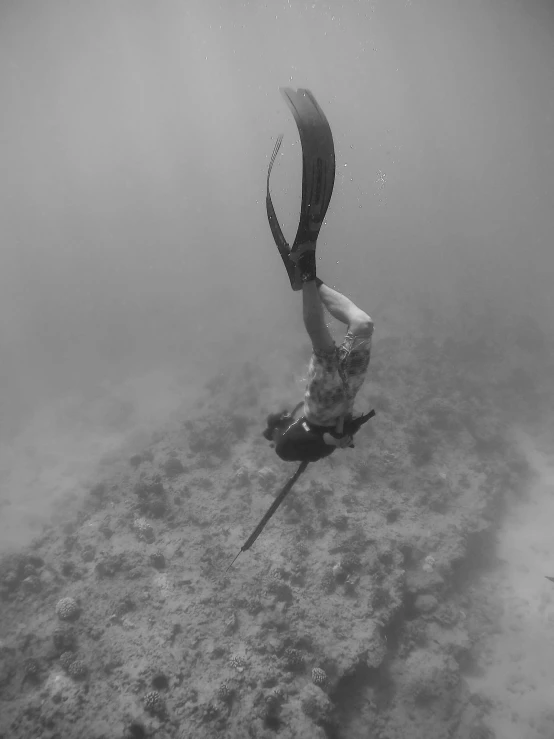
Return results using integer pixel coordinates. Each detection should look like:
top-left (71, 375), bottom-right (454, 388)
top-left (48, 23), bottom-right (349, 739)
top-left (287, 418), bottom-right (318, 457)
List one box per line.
top-left (266, 256), bottom-right (374, 463)
top-left (263, 89), bottom-right (374, 463)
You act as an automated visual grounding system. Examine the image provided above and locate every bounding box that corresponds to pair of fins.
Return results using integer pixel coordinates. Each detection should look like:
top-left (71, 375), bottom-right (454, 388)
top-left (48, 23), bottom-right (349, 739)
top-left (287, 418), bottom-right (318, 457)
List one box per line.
top-left (266, 88), bottom-right (336, 290)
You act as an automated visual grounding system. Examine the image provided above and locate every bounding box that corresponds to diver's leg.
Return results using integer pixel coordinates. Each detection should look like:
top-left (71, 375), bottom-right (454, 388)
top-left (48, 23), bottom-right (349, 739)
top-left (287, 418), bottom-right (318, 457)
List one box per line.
top-left (302, 280), bottom-right (335, 353)
top-left (324, 282), bottom-right (373, 423)
top-left (317, 282), bottom-right (373, 337)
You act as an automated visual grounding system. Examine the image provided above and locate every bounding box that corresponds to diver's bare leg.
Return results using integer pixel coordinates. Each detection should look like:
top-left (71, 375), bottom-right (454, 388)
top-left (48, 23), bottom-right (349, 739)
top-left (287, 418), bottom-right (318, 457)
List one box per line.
top-left (317, 282), bottom-right (373, 336)
top-left (301, 281), bottom-right (335, 353)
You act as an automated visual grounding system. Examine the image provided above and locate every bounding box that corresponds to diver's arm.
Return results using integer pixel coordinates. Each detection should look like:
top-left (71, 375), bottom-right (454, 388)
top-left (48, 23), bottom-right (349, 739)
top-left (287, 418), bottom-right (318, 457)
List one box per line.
top-left (323, 432), bottom-right (354, 449)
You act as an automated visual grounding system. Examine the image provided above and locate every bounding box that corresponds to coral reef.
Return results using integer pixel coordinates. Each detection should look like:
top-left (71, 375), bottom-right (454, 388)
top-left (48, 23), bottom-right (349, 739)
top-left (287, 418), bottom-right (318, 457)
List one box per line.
top-left (1, 334), bottom-right (550, 739)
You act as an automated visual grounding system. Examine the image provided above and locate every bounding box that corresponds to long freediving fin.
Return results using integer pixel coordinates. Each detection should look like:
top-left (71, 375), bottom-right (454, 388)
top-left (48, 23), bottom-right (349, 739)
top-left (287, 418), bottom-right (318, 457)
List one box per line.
top-left (265, 88), bottom-right (336, 290)
top-left (280, 88), bottom-right (336, 249)
top-left (266, 134), bottom-right (299, 289)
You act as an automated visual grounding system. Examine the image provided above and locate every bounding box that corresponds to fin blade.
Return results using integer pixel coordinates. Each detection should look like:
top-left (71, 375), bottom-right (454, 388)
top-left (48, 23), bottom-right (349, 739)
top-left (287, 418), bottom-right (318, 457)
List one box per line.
top-left (266, 133), bottom-right (303, 290)
top-left (279, 88), bottom-right (336, 248)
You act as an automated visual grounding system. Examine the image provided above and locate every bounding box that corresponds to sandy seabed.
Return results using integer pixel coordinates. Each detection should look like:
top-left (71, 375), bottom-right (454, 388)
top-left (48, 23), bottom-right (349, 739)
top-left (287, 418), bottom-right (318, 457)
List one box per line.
top-left (466, 436), bottom-right (554, 739)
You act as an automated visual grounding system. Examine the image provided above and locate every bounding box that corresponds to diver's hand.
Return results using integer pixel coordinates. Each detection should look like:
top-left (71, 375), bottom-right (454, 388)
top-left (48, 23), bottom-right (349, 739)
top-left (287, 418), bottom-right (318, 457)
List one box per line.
top-left (323, 433), bottom-right (354, 449)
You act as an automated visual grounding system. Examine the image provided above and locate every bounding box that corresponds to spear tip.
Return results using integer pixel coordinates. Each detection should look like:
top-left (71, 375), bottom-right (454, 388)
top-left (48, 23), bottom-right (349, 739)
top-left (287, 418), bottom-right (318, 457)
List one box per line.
top-left (225, 550), bottom-right (242, 573)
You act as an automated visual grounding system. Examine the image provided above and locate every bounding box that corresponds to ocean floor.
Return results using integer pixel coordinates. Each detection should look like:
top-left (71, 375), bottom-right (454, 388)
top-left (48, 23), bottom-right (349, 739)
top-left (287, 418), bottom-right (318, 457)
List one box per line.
top-left (0, 335), bottom-right (552, 739)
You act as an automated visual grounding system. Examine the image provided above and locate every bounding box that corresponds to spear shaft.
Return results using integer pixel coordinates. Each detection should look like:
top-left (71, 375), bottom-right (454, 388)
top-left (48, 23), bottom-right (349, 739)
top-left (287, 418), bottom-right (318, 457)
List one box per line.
top-left (226, 461), bottom-right (309, 572)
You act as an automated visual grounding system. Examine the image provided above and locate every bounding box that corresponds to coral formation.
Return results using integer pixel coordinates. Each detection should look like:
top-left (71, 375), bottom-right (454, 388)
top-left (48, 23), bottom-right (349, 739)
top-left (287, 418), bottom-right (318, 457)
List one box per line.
top-left (163, 457), bottom-right (186, 477)
top-left (55, 597), bottom-right (80, 621)
top-left (133, 518), bottom-right (155, 543)
top-left (67, 659), bottom-right (88, 680)
top-left (216, 682), bottom-right (234, 703)
top-left (59, 651), bottom-right (77, 671)
top-left (321, 569), bottom-right (336, 593)
top-left (149, 550), bottom-right (166, 570)
top-left (134, 476), bottom-right (167, 518)
top-left (311, 667), bottom-right (327, 686)
top-left (143, 690), bottom-right (166, 716)
top-left (52, 626), bottom-right (77, 653)
top-left (22, 658), bottom-right (40, 681)
top-left (229, 654), bottom-right (248, 672)
top-left (300, 684), bottom-right (333, 723)
top-left (283, 647), bottom-right (304, 672)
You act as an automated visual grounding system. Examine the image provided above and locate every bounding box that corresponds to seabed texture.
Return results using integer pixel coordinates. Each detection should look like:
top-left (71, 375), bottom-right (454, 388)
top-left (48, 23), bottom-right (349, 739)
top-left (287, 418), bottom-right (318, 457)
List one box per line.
top-left (1, 332), bottom-right (553, 739)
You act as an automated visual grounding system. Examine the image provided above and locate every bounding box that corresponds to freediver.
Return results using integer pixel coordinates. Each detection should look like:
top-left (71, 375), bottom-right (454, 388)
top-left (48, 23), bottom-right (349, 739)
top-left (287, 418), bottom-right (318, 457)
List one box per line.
top-left (226, 89), bottom-right (376, 570)
top-left (263, 88), bottom-right (375, 464)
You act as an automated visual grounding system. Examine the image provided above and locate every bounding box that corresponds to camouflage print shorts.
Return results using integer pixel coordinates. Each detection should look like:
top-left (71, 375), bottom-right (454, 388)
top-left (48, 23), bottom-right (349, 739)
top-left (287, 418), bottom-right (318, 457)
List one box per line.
top-left (303, 330), bottom-right (373, 427)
